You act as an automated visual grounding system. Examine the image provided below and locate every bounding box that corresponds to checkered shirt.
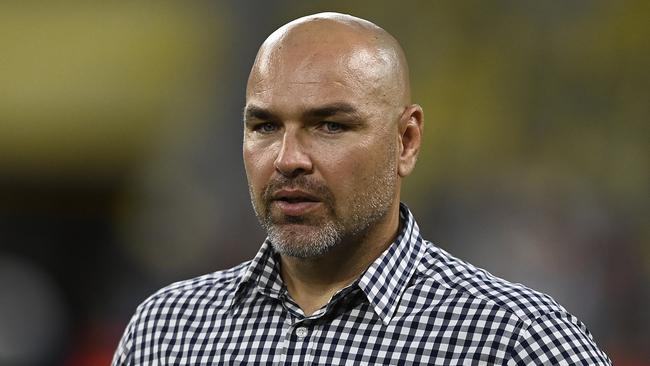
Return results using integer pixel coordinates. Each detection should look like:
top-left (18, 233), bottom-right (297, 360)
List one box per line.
top-left (113, 203), bottom-right (611, 365)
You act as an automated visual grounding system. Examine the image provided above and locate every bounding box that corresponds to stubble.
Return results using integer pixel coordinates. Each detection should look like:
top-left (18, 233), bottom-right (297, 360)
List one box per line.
top-left (249, 141), bottom-right (398, 258)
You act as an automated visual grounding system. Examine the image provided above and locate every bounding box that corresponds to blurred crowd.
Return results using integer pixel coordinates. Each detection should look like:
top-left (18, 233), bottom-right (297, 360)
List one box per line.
top-left (0, 1), bottom-right (647, 365)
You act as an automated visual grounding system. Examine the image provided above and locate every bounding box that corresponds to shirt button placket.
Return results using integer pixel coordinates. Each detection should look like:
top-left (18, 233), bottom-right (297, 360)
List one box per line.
top-left (295, 326), bottom-right (308, 338)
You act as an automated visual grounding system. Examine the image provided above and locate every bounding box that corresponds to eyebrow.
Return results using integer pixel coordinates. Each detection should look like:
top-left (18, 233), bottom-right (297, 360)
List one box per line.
top-left (304, 102), bottom-right (360, 119)
top-left (244, 102), bottom-right (362, 123)
top-left (243, 105), bottom-right (273, 123)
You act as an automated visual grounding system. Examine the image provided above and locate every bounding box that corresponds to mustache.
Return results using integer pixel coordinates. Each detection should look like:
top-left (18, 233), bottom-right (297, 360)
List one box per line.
top-left (262, 176), bottom-right (334, 204)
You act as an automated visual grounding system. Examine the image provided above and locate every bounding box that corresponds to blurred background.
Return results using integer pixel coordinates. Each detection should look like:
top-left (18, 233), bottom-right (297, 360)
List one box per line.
top-left (0, 1), bottom-right (647, 365)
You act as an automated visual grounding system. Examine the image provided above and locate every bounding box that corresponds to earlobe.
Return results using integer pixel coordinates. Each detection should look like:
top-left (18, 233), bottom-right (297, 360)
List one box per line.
top-left (397, 104), bottom-right (424, 177)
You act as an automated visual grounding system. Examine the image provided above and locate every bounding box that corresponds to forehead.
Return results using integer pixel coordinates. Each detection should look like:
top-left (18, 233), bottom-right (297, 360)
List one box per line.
top-left (247, 43), bottom-right (391, 114)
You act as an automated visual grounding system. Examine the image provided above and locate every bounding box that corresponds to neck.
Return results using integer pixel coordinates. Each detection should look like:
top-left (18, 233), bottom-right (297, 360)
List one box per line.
top-left (279, 202), bottom-right (401, 316)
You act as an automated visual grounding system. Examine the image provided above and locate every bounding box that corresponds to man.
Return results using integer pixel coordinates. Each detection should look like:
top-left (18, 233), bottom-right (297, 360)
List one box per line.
top-left (113, 12), bottom-right (611, 365)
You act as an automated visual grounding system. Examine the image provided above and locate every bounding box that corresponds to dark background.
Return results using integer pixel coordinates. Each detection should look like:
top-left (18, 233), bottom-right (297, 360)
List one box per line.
top-left (0, 1), bottom-right (647, 365)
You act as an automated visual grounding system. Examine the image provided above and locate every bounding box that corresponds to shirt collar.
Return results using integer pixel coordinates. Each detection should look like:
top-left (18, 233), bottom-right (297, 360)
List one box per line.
top-left (357, 203), bottom-right (426, 324)
top-left (231, 203), bottom-right (426, 325)
top-left (232, 239), bottom-right (284, 304)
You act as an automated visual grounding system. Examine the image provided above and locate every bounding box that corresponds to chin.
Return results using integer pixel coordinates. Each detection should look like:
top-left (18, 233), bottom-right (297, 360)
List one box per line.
top-left (267, 224), bottom-right (341, 258)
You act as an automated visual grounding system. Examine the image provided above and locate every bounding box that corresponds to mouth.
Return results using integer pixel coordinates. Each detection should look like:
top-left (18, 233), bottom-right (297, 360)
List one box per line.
top-left (270, 189), bottom-right (322, 216)
top-left (271, 189), bottom-right (320, 202)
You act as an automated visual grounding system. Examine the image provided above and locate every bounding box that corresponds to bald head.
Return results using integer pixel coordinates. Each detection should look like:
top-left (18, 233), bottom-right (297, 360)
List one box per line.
top-left (247, 12), bottom-right (412, 110)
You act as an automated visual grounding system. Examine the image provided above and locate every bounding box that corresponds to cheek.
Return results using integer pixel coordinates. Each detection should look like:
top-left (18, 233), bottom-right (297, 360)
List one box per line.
top-left (318, 143), bottom-right (374, 193)
top-left (333, 138), bottom-right (395, 190)
top-left (243, 141), bottom-right (276, 189)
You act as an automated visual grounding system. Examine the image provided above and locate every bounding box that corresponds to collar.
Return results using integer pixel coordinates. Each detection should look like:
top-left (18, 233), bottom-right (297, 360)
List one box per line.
top-left (356, 203), bottom-right (426, 324)
top-left (230, 203), bottom-right (426, 325)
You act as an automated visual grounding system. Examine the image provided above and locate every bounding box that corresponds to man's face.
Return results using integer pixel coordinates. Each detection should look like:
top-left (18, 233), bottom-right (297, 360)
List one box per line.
top-left (243, 41), bottom-right (401, 258)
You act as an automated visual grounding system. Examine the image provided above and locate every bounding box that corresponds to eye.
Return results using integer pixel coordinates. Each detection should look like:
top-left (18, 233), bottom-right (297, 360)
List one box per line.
top-left (254, 122), bottom-right (278, 134)
top-left (321, 121), bottom-right (345, 133)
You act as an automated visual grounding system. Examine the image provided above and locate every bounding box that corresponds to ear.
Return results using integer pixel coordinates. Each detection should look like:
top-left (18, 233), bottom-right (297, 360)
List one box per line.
top-left (397, 104), bottom-right (424, 177)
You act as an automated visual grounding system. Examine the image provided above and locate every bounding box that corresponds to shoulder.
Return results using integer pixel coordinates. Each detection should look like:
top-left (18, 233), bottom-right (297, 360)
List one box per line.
top-left (507, 309), bottom-right (611, 364)
top-left (413, 241), bottom-right (611, 364)
top-left (416, 241), bottom-right (564, 323)
top-left (136, 260), bottom-right (251, 314)
top-left (111, 261), bottom-right (252, 366)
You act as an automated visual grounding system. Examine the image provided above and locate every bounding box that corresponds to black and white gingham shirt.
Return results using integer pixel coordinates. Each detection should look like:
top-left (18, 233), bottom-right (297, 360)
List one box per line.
top-left (113, 204), bottom-right (611, 365)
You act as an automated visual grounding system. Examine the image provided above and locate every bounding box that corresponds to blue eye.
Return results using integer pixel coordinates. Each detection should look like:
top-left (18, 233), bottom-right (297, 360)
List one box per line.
top-left (256, 122), bottom-right (277, 133)
top-left (323, 121), bottom-right (344, 133)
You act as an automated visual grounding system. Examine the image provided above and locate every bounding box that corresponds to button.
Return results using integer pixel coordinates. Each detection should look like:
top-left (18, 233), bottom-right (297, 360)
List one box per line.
top-left (295, 326), bottom-right (308, 338)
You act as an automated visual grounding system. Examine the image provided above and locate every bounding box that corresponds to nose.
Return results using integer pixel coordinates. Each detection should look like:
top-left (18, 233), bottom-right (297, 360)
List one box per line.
top-left (274, 129), bottom-right (313, 177)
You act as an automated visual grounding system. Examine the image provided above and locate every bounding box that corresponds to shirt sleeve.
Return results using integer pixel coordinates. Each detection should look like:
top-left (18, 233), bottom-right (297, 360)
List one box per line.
top-left (507, 311), bottom-right (612, 365)
top-left (112, 313), bottom-right (136, 366)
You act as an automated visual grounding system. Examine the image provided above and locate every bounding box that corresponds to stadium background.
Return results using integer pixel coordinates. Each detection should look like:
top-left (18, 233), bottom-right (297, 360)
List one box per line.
top-left (0, 1), bottom-right (647, 365)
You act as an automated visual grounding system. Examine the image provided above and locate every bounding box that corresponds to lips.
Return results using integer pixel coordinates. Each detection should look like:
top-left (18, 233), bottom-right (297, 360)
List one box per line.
top-left (272, 189), bottom-right (319, 202)
top-left (271, 189), bottom-right (322, 216)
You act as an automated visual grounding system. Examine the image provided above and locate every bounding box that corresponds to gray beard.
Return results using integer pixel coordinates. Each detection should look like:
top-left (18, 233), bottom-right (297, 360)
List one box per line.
top-left (250, 178), bottom-right (394, 259)
top-left (249, 141), bottom-right (398, 259)
top-left (249, 182), bottom-right (344, 258)
top-left (263, 217), bottom-right (342, 258)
